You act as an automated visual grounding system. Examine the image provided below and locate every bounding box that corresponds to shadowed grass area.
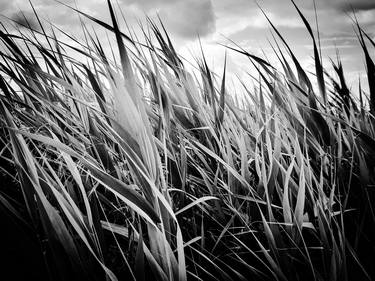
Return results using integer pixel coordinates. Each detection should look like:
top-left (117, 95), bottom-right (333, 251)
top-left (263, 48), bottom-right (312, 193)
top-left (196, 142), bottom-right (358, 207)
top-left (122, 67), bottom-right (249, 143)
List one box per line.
top-left (0, 1), bottom-right (375, 280)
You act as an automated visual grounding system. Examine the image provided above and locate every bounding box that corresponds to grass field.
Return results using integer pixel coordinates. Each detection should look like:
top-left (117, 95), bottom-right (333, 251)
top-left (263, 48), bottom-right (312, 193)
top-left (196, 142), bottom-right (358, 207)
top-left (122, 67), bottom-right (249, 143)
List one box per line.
top-left (0, 1), bottom-right (375, 280)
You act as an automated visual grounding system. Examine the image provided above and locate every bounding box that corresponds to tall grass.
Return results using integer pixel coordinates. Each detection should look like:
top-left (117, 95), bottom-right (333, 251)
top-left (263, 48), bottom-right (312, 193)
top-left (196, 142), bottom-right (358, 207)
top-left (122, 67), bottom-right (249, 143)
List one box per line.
top-left (0, 1), bottom-right (375, 280)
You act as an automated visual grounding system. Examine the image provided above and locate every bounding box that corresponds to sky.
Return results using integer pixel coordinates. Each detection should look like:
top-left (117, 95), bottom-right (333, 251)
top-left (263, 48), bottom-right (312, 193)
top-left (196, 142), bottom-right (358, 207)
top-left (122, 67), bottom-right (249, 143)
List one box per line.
top-left (2, 0), bottom-right (375, 93)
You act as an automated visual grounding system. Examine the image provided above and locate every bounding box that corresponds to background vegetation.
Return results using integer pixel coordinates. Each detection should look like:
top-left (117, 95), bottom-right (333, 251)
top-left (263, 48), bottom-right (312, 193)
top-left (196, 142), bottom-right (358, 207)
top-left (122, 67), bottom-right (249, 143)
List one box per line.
top-left (0, 1), bottom-right (374, 280)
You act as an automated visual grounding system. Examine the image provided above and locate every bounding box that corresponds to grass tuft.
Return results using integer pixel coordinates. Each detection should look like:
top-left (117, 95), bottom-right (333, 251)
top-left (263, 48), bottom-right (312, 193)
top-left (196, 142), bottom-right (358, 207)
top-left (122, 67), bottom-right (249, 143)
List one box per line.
top-left (1, 1), bottom-right (375, 280)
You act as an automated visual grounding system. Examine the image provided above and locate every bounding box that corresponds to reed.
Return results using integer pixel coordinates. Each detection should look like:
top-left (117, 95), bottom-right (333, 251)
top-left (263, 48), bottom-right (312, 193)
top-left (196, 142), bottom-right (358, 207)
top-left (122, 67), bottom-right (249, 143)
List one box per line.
top-left (0, 1), bottom-right (374, 280)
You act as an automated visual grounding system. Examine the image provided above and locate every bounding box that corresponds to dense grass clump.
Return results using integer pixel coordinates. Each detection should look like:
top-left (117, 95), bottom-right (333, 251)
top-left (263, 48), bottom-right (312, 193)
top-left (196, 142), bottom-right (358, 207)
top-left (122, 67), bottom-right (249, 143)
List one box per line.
top-left (1, 1), bottom-right (375, 280)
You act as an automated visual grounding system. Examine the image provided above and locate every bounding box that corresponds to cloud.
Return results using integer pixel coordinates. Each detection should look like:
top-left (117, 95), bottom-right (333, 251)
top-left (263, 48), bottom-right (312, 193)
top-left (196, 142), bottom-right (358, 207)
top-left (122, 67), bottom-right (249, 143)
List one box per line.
top-left (119, 0), bottom-right (216, 39)
top-left (121, 0), bottom-right (180, 11)
top-left (0, 1), bottom-right (13, 12)
top-left (159, 0), bottom-right (215, 39)
top-left (2, 0), bottom-right (82, 29)
top-left (336, 0), bottom-right (375, 12)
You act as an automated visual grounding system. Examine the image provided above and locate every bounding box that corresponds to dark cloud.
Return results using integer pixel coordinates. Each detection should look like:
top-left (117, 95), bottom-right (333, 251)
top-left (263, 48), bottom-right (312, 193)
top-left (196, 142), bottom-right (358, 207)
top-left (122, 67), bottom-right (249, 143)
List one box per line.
top-left (337, 0), bottom-right (375, 12)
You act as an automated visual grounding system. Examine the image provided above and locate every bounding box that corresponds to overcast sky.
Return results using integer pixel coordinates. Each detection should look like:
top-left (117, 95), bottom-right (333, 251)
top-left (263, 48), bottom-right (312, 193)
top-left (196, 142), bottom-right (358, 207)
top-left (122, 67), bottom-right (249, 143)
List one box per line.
top-left (3, 0), bottom-right (375, 92)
